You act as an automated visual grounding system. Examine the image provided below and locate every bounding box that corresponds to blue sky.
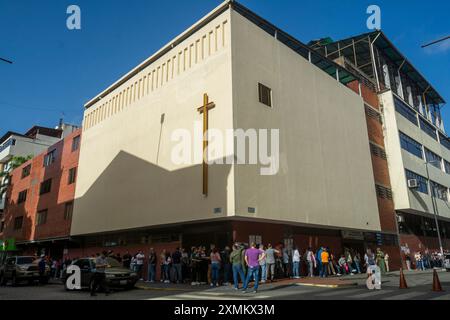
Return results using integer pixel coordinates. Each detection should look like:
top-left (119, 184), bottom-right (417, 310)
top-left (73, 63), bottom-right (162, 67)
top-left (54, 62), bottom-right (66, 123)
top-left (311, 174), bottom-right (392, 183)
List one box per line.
top-left (0, 0), bottom-right (449, 137)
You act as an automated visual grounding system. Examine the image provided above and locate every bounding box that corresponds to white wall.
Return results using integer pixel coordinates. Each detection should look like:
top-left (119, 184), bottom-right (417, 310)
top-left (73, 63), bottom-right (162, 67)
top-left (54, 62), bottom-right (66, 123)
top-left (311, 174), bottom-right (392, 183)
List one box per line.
top-left (72, 10), bottom-right (234, 236)
top-left (229, 10), bottom-right (381, 232)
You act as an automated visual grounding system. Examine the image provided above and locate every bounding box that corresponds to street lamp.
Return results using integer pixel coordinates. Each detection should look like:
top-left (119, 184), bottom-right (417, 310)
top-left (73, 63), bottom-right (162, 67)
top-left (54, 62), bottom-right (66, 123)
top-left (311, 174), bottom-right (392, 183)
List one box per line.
top-left (423, 159), bottom-right (445, 258)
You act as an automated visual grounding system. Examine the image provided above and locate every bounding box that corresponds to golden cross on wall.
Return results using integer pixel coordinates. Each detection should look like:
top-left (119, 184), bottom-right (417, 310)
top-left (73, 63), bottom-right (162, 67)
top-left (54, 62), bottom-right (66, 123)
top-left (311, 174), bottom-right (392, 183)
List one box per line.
top-left (197, 93), bottom-right (215, 197)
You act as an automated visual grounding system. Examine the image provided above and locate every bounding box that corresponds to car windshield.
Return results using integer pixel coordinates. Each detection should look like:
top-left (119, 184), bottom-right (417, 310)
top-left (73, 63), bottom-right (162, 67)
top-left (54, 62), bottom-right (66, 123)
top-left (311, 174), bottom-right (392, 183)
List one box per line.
top-left (16, 257), bottom-right (36, 265)
top-left (91, 257), bottom-right (122, 268)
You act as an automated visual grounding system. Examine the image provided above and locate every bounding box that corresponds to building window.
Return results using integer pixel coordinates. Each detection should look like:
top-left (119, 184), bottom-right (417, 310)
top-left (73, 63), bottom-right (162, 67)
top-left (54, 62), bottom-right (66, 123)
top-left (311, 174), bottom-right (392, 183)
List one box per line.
top-left (424, 148), bottom-right (442, 169)
top-left (39, 179), bottom-right (52, 195)
top-left (439, 133), bottom-right (450, 151)
top-left (21, 164), bottom-right (31, 179)
top-left (444, 160), bottom-right (450, 174)
top-left (68, 167), bottom-right (77, 185)
top-left (36, 210), bottom-right (48, 226)
top-left (405, 169), bottom-right (428, 194)
top-left (258, 83), bottom-right (272, 107)
top-left (399, 132), bottom-right (423, 159)
top-left (43, 149), bottom-right (57, 167)
top-left (419, 118), bottom-right (437, 140)
top-left (430, 181), bottom-right (448, 202)
top-left (375, 184), bottom-right (393, 200)
top-left (394, 96), bottom-right (418, 126)
top-left (14, 216), bottom-right (23, 230)
top-left (72, 135), bottom-right (81, 152)
top-left (17, 190), bottom-right (27, 204)
top-left (64, 201), bottom-right (74, 220)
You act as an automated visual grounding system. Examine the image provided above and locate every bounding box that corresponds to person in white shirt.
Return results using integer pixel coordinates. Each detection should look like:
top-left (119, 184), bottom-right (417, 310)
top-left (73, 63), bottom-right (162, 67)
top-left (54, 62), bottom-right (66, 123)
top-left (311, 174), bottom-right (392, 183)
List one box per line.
top-left (135, 251), bottom-right (145, 280)
top-left (292, 247), bottom-right (301, 279)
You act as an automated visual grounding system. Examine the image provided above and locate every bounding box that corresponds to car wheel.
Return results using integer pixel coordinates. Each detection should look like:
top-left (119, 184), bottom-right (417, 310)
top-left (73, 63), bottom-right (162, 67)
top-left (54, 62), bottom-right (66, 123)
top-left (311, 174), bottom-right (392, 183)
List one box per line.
top-left (0, 273), bottom-right (6, 286)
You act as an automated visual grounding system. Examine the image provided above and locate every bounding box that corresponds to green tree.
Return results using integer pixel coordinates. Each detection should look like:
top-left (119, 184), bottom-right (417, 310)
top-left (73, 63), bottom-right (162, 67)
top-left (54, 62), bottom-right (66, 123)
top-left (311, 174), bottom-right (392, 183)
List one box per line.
top-left (0, 155), bottom-right (33, 197)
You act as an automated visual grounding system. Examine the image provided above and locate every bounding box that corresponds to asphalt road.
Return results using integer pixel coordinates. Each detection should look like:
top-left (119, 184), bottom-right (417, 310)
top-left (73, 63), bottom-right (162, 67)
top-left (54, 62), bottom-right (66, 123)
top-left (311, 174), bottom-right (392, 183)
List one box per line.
top-left (0, 270), bottom-right (449, 300)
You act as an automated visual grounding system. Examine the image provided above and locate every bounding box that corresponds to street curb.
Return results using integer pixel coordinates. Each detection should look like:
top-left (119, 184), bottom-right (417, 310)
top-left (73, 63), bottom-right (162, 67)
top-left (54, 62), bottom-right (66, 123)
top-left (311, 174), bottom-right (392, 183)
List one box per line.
top-left (135, 285), bottom-right (194, 292)
top-left (293, 282), bottom-right (358, 288)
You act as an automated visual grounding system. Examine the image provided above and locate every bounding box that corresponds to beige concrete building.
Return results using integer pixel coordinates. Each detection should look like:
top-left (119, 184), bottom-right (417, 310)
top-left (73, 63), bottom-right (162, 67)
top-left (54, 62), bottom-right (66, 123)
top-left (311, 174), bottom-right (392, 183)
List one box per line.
top-left (310, 31), bottom-right (450, 258)
top-left (71, 1), bottom-right (384, 259)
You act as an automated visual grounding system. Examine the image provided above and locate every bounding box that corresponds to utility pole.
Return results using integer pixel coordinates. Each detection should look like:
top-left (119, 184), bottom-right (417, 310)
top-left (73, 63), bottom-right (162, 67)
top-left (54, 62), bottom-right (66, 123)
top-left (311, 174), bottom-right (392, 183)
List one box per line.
top-left (422, 36), bottom-right (450, 48)
top-left (424, 160), bottom-right (444, 258)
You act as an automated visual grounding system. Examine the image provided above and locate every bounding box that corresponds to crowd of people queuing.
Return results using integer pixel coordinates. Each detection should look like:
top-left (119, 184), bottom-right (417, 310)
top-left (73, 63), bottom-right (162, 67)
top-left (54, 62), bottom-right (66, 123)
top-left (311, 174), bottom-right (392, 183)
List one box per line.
top-left (37, 244), bottom-right (446, 293)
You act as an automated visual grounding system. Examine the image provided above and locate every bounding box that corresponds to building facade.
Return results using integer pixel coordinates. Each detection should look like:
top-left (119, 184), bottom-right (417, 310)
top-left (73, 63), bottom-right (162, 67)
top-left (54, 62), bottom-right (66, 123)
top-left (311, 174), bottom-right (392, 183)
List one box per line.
top-left (0, 129), bottom-right (82, 258)
top-left (311, 31), bottom-right (450, 262)
top-left (69, 1), bottom-right (401, 273)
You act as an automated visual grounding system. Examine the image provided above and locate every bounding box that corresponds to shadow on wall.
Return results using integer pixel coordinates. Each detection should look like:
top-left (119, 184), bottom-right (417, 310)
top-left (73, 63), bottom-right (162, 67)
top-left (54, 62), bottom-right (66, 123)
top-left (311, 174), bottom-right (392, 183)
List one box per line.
top-left (72, 151), bottom-right (232, 235)
top-left (410, 190), bottom-right (429, 212)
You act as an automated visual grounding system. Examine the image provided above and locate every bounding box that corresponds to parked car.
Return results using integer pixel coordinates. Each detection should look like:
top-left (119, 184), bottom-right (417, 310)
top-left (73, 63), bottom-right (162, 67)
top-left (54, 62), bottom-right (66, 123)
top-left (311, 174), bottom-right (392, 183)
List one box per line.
top-left (444, 254), bottom-right (450, 272)
top-left (62, 257), bottom-right (138, 291)
top-left (0, 256), bottom-right (50, 286)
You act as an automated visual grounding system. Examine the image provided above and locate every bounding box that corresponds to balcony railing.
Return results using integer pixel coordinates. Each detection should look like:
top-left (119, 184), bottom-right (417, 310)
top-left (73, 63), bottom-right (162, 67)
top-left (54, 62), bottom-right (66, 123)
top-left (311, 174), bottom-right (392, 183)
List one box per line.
top-left (0, 138), bottom-right (15, 153)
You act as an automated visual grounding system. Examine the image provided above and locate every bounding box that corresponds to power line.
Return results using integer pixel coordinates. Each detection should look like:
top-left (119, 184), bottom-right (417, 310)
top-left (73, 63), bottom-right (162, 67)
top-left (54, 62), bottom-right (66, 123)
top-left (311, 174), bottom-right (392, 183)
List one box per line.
top-left (422, 36), bottom-right (450, 48)
top-left (0, 57), bottom-right (13, 64)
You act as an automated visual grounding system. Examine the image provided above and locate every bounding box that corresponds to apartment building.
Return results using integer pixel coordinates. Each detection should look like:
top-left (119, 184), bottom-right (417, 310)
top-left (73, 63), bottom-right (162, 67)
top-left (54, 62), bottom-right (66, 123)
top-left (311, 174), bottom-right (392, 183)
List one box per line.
top-left (311, 31), bottom-right (450, 259)
top-left (68, 1), bottom-right (402, 272)
top-left (0, 128), bottom-right (82, 258)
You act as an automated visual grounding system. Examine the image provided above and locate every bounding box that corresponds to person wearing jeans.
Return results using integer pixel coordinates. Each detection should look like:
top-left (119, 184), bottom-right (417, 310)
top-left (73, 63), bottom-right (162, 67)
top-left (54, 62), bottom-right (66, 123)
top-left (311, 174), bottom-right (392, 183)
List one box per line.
top-left (320, 248), bottom-right (329, 278)
top-left (171, 248), bottom-right (183, 283)
top-left (147, 248), bottom-right (157, 283)
top-left (242, 243), bottom-right (265, 293)
top-left (258, 244), bottom-right (267, 283)
top-left (306, 248), bottom-right (315, 277)
top-left (292, 247), bottom-right (301, 278)
top-left (210, 248), bottom-right (221, 287)
top-left (221, 247), bottom-right (232, 285)
top-left (264, 244), bottom-right (278, 282)
top-left (230, 244), bottom-right (245, 289)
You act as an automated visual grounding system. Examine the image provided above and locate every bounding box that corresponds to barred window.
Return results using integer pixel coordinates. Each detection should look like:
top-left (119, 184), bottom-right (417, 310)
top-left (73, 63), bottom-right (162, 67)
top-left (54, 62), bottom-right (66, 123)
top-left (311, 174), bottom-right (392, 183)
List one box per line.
top-left (370, 142), bottom-right (387, 160)
top-left (258, 83), bottom-right (272, 107)
top-left (365, 105), bottom-right (382, 123)
top-left (375, 184), bottom-right (393, 200)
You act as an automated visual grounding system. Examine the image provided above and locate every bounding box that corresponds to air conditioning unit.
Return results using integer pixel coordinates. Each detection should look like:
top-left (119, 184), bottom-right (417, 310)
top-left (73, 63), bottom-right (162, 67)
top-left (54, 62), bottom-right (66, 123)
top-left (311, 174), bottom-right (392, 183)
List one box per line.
top-left (408, 179), bottom-right (418, 189)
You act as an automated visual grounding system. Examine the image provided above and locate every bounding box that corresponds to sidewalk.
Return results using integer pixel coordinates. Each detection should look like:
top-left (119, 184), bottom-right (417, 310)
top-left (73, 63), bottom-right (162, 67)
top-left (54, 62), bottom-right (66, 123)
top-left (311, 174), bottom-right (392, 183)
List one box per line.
top-left (135, 276), bottom-right (358, 292)
top-left (135, 268), bottom-right (448, 292)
